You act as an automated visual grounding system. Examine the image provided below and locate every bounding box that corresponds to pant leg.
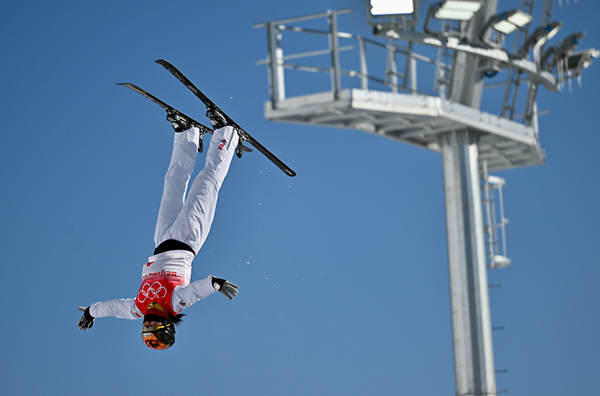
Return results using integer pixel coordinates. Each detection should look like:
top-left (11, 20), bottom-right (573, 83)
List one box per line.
top-left (154, 127), bottom-right (200, 247)
top-left (166, 126), bottom-right (239, 253)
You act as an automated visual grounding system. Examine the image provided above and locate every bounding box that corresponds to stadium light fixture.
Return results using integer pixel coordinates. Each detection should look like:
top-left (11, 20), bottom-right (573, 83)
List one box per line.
top-left (565, 48), bottom-right (599, 74)
top-left (541, 31), bottom-right (584, 70)
top-left (517, 21), bottom-right (563, 58)
top-left (369, 0), bottom-right (414, 16)
top-left (424, 0), bottom-right (482, 35)
top-left (432, 0), bottom-right (482, 21)
top-left (367, 0), bottom-right (419, 36)
top-left (479, 9), bottom-right (532, 48)
top-left (490, 9), bottom-right (532, 34)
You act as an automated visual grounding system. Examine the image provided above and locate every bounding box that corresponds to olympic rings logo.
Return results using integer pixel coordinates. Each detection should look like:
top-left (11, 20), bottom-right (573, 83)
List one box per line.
top-left (137, 281), bottom-right (167, 303)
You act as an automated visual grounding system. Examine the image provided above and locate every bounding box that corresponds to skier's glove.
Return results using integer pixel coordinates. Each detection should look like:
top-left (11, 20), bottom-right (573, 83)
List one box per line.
top-left (211, 276), bottom-right (239, 300)
top-left (77, 306), bottom-right (95, 331)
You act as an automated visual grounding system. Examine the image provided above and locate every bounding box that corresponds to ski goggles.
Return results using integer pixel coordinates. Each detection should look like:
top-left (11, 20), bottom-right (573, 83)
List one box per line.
top-left (142, 322), bottom-right (168, 333)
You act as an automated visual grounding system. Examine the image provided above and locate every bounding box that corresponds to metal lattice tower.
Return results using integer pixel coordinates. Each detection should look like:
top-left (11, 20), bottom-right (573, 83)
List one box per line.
top-left (255, 1), bottom-right (596, 394)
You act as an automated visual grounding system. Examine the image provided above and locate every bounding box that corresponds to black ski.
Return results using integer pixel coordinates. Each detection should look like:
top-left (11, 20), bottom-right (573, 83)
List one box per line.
top-left (155, 59), bottom-right (296, 177)
top-left (118, 82), bottom-right (251, 154)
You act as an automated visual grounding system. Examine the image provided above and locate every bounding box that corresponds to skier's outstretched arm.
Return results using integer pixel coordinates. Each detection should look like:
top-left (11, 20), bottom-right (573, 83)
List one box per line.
top-left (173, 275), bottom-right (239, 310)
top-left (77, 298), bottom-right (141, 330)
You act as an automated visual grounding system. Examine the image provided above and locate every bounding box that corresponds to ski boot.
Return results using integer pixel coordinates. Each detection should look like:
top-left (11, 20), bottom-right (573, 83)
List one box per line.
top-left (167, 111), bottom-right (205, 152)
top-left (166, 111), bottom-right (191, 133)
top-left (206, 107), bottom-right (229, 130)
top-left (206, 107), bottom-right (248, 158)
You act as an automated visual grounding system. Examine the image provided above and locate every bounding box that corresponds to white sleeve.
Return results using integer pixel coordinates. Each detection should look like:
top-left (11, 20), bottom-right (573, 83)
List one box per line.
top-left (89, 298), bottom-right (142, 320)
top-left (172, 275), bottom-right (217, 312)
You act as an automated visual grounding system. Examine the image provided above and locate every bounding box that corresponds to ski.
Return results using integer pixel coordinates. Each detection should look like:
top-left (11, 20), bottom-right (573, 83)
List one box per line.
top-left (118, 82), bottom-right (251, 154)
top-left (155, 59), bottom-right (296, 177)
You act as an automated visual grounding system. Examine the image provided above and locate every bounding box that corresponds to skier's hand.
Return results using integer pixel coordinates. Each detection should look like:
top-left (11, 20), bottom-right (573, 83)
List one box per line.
top-left (211, 276), bottom-right (239, 300)
top-left (78, 306), bottom-right (95, 330)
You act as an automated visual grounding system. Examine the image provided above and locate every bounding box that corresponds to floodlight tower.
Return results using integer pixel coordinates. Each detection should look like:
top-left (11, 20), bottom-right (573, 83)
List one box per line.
top-left (435, 1), bottom-right (498, 394)
top-left (255, 1), bottom-right (597, 394)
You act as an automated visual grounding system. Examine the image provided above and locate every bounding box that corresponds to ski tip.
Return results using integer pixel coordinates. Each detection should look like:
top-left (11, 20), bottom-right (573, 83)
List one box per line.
top-left (117, 82), bottom-right (142, 92)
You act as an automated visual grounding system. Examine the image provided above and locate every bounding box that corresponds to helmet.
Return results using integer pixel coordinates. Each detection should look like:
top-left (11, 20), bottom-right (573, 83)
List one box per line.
top-left (142, 322), bottom-right (176, 350)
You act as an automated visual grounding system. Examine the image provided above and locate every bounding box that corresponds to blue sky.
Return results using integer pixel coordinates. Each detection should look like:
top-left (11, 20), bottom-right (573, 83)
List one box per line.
top-left (1, 0), bottom-right (598, 395)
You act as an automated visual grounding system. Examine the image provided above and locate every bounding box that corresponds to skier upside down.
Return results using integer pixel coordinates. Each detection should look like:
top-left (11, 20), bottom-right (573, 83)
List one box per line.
top-left (78, 110), bottom-right (240, 350)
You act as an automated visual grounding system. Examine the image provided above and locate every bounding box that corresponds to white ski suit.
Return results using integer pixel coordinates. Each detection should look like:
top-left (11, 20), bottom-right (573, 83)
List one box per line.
top-left (89, 126), bottom-right (239, 320)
